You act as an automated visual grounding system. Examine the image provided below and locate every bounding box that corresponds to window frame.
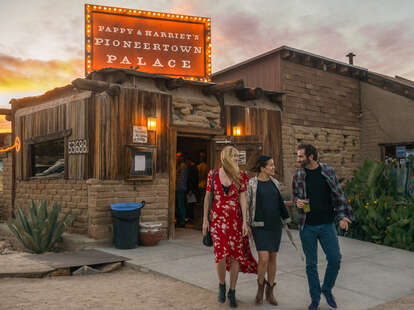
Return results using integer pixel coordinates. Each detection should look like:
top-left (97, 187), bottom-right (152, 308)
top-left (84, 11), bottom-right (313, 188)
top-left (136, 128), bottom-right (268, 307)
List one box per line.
top-left (24, 129), bottom-right (72, 180)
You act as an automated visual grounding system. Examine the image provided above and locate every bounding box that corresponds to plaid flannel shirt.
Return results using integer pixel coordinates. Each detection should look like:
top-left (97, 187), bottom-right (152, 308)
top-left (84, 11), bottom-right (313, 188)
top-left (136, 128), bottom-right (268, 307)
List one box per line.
top-left (292, 162), bottom-right (354, 230)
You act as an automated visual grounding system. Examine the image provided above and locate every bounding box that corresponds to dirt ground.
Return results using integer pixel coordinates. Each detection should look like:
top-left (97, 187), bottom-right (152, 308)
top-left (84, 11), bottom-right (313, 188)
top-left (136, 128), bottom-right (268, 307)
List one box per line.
top-left (1, 229), bottom-right (413, 310)
top-left (0, 267), bottom-right (255, 310)
top-left (1, 266), bottom-right (413, 310)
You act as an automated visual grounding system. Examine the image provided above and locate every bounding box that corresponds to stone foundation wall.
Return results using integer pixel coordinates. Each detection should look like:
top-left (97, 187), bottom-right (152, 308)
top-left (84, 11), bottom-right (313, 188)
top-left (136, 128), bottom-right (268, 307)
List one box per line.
top-left (0, 153), bottom-right (13, 221)
top-left (8, 174), bottom-right (169, 240)
top-left (281, 124), bottom-right (360, 197)
top-left (14, 179), bottom-right (89, 234)
top-left (172, 95), bottom-right (221, 128)
top-left (87, 175), bottom-right (169, 239)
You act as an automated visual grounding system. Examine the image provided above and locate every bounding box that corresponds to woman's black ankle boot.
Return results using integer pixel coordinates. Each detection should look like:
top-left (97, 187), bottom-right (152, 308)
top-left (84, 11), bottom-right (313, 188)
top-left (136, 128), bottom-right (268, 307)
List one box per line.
top-left (218, 283), bottom-right (226, 303)
top-left (228, 289), bottom-right (237, 308)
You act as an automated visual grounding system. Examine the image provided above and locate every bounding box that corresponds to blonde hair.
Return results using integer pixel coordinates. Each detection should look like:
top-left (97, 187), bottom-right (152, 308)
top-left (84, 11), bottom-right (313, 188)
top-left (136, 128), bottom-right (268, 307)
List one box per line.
top-left (221, 146), bottom-right (241, 188)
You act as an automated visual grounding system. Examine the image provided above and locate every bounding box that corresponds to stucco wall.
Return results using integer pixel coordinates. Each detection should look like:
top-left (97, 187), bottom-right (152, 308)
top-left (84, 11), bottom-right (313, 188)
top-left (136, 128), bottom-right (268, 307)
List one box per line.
top-left (360, 82), bottom-right (414, 160)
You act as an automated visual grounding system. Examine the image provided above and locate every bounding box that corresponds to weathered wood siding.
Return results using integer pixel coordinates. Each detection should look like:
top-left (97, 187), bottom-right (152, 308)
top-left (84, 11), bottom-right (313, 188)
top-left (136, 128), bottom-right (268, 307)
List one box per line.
top-left (91, 88), bottom-right (171, 179)
top-left (223, 105), bottom-right (283, 177)
top-left (15, 98), bottom-right (90, 180)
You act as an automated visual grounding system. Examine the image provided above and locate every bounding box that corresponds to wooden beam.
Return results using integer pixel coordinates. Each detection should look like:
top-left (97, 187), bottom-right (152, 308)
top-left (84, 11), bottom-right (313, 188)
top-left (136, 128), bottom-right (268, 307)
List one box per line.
top-left (5, 114), bottom-right (12, 122)
top-left (0, 108), bottom-right (11, 115)
top-left (72, 78), bottom-right (109, 93)
top-left (280, 50), bottom-right (291, 59)
top-left (202, 79), bottom-right (244, 96)
top-left (327, 63), bottom-right (336, 71)
top-left (106, 85), bottom-right (121, 96)
top-left (236, 88), bottom-right (264, 101)
top-left (378, 141), bottom-right (414, 147)
top-left (339, 66), bottom-right (349, 74)
top-left (25, 129), bottom-right (72, 145)
top-left (105, 70), bottom-right (128, 84)
top-left (168, 128), bottom-right (177, 240)
top-left (173, 125), bottom-right (224, 135)
top-left (352, 70), bottom-right (361, 78)
top-left (165, 78), bottom-right (185, 90)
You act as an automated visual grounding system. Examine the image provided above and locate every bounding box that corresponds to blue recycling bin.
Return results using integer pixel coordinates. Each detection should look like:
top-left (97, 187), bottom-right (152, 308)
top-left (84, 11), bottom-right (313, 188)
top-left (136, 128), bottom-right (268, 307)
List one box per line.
top-left (110, 202), bottom-right (145, 249)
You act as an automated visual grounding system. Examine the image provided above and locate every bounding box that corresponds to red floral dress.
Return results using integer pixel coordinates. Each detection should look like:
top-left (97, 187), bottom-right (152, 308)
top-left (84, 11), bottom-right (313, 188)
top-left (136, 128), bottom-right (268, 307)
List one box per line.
top-left (206, 169), bottom-right (257, 274)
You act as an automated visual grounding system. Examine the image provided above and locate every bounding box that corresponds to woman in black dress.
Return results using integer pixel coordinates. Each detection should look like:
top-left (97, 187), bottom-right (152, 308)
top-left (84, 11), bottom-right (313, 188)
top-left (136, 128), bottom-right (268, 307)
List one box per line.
top-left (247, 155), bottom-right (291, 306)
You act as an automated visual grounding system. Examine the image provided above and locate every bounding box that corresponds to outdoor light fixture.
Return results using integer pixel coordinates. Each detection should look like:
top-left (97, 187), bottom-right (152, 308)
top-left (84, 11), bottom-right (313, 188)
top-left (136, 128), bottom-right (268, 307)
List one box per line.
top-left (147, 117), bottom-right (157, 131)
top-left (232, 126), bottom-right (241, 136)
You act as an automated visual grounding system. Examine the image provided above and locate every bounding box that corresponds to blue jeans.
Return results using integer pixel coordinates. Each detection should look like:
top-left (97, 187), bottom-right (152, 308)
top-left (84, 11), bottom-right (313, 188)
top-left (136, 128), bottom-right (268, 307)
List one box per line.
top-left (300, 223), bottom-right (342, 303)
top-left (175, 190), bottom-right (187, 226)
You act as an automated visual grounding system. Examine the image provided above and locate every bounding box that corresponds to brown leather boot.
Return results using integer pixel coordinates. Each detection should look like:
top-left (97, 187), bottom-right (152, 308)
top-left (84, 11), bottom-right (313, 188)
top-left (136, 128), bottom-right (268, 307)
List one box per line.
top-left (265, 282), bottom-right (278, 306)
top-left (255, 280), bottom-right (266, 304)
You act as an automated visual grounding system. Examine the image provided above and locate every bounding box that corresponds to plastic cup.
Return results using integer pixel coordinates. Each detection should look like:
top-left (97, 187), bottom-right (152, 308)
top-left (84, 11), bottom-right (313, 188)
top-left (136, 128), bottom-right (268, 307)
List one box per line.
top-left (302, 200), bottom-right (310, 213)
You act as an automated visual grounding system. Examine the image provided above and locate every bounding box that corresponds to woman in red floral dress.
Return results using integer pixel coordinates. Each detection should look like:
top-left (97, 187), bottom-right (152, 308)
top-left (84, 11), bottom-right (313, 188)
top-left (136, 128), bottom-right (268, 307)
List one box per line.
top-left (202, 146), bottom-right (257, 308)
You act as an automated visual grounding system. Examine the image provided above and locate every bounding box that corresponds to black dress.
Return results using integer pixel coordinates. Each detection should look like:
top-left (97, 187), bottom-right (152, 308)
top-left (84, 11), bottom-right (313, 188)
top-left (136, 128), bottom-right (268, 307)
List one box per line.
top-left (252, 179), bottom-right (288, 252)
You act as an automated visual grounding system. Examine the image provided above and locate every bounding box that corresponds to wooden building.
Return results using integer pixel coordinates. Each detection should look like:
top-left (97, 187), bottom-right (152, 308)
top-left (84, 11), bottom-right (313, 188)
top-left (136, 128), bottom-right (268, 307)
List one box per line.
top-left (213, 46), bottom-right (414, 186)
top-left (1, 69), bottom-right (283, 239)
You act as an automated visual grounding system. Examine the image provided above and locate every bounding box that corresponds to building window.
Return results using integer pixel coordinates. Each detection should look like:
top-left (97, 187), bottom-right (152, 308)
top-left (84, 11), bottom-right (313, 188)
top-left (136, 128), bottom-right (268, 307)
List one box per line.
top-left (32, 139), bottom-right (65, 178)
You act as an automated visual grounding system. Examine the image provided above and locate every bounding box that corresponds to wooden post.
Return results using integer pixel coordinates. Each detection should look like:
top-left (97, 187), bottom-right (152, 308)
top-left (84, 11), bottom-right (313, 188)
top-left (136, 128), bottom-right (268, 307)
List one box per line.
top-left (203, 80), bottom-right (244, 96)
top-left (168, 128), bottom-right (177, 240)
top-left (165, 78), bottom-right (185, 90)
top-left (72, 78), bottom-right (109, 93)
top-left (236, 88), bottom-right (264, 101)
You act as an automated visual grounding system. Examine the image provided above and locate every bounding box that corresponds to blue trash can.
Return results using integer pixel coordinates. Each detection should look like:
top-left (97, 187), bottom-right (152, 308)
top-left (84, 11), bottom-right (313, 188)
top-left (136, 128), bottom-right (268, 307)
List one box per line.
top-left (110, 201), bottom-right (145, 249)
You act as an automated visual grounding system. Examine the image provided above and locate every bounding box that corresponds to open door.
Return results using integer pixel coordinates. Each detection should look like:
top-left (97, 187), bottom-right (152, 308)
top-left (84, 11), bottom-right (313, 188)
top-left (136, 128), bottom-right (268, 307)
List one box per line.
top-left (213, 135), bottom-right (262, 177)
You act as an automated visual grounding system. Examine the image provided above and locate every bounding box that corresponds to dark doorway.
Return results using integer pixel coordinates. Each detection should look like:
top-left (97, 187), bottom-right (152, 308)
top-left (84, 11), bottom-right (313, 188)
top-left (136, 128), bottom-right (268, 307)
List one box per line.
top-left (176, 136), bottom-right (210, 230)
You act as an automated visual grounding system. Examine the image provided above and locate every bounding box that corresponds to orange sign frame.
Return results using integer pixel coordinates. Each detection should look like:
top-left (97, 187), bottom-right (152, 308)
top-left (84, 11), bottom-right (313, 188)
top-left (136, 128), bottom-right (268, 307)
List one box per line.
top-left (85, 4), bottom-right (211, 81)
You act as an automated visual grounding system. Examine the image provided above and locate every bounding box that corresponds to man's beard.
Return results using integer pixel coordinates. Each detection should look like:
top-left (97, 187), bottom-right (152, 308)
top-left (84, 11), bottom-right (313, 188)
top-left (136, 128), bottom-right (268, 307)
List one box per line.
top-left (300, 158), bottom-right (310, 168)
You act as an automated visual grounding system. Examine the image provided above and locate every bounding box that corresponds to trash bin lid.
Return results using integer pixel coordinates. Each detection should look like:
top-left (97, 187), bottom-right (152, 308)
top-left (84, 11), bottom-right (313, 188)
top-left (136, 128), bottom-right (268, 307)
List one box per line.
top-left (110, 202), bottom-right (145, 211)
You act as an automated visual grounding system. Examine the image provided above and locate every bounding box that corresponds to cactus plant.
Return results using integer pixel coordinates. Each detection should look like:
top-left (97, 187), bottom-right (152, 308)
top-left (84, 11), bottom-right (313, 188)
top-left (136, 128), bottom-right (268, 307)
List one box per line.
top-left (343, 157), bottom-right (414, 251)
top-left (7, 200), bottom-right (76, 254)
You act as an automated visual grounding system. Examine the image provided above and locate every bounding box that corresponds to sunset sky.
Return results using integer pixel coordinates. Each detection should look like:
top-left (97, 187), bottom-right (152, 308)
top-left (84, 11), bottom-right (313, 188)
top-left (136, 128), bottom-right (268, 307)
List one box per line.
top-left (1, 0), bottom-right (413, 111)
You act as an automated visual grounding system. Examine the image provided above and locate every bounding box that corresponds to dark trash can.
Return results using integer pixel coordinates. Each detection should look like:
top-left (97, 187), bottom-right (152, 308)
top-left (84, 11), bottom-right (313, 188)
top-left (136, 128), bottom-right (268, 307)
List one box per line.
top-left (110, 201), bottom-right (145, 249)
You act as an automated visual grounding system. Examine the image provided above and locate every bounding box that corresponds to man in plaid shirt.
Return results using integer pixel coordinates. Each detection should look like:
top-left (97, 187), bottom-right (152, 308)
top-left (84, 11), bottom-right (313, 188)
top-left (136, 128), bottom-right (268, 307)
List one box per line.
top-left (292, 144), bottom-right (353, 310)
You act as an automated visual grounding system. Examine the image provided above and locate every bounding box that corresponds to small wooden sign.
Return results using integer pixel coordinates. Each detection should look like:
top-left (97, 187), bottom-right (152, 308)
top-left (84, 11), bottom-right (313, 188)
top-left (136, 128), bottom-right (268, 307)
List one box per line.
top-left (68, 139), bottom-right (88, 154)
top-left (238, 151), bottom-right (246, 165)
top-left (133, 126), bottom-right (148, 143)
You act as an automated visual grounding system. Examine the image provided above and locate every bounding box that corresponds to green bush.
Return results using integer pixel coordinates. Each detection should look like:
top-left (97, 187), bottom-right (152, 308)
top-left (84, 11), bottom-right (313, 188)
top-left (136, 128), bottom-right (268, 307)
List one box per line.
top-left (7, 200), bottom-right (76, 254)
top-left (343, 157), bottom-right (414, 251)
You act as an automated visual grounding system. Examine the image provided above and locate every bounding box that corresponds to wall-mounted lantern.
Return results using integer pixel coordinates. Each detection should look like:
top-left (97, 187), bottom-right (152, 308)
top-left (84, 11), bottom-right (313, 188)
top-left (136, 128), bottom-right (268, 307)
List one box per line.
top-left (147, 117), bottom-right (157, 131)
top-left (232, 126), bottom-right (241, 136)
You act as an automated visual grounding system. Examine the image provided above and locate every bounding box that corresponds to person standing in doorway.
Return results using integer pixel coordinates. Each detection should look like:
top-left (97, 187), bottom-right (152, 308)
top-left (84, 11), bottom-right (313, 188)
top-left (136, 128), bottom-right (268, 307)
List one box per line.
top-left (186, 158), bottom-right (199, 222)
top-left (247, 155), bottom-right (291, 306)
top-left (293, 144), bottom-right (353, 310)
top-left (175, 157), bottom-right (188, 228)
top-left (203, 146), bottom-right (257, 308)
top-left (197, 151), bottom-right (208, 203)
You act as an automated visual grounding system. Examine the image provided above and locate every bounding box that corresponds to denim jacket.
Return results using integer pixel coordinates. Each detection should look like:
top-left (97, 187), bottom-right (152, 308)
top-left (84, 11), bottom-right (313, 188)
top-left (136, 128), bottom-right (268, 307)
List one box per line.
top-left (247, 176), bottom-right (291, 227)
top-left (292, 162), bottom-right (354, 230)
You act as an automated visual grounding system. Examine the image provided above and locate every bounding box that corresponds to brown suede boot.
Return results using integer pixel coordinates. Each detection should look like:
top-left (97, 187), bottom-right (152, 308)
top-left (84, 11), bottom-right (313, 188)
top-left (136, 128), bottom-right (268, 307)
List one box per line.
top-left (255, 280), bottom-right (266, 304)
top-left (265, 282), bottom-right (278, 306)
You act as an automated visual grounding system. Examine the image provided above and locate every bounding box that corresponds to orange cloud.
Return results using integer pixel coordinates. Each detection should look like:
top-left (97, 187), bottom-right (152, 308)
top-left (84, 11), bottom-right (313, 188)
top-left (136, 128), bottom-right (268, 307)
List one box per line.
top-left (0, 55), bottom-right (83, 93)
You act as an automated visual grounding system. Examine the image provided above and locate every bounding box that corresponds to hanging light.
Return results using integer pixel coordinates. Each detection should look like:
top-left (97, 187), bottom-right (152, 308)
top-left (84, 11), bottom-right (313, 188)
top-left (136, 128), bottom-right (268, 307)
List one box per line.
top-left (147, 117), bottom-right (157, 131)
top-left (232, 126), bottom-right (241, 136)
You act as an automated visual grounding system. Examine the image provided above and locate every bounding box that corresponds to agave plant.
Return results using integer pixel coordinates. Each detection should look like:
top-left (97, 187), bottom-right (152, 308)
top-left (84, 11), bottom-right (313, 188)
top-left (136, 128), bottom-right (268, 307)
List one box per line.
top-left (7, 200), bottom-right (76, 254)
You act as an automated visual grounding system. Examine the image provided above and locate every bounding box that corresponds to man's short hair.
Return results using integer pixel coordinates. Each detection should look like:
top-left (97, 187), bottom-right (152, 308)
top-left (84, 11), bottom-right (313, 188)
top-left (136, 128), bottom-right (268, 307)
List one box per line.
top-left (298, 144), bottom-right (318, 161)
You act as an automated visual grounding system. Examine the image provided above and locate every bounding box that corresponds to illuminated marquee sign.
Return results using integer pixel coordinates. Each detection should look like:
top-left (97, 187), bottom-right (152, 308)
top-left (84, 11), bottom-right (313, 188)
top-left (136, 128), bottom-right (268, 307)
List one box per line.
top-left (85, 4), bottom-right (211, 81)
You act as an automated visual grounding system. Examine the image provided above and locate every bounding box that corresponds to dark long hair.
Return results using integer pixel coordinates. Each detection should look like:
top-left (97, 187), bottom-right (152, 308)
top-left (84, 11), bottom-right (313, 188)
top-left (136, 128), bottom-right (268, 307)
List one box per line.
top-left (253, 155), bottom-right (272, 173)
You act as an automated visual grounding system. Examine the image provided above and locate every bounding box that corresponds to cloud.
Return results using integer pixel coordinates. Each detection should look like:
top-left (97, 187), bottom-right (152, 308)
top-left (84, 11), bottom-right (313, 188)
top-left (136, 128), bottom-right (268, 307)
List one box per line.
top-left (0, 55), bottom-right (83, 92)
